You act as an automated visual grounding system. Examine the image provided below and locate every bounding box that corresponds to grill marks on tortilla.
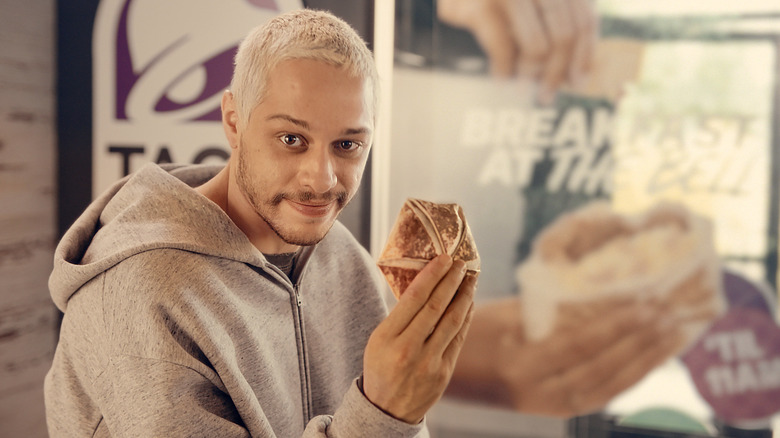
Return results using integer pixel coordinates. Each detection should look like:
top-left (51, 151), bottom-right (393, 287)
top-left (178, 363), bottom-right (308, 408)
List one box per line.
top-left (378, 198), bottom-right (481, 298)
top-left (377, 266), bottom-right (418, 298)
top-left (454, 220), bottom-right (478, 266)
top-left (409, 199), bottom-right (461, 257)
top-left (380, 203), bottom-right (437, 265)
top-left (400, 202), bottom-right (438, 260)
top-left (409, 199), bottom-right (479, 270)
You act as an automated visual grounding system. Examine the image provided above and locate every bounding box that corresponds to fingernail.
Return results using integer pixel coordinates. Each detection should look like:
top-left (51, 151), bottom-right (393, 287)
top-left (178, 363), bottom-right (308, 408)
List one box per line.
top-left (466, 273), bottom-right (479, 291)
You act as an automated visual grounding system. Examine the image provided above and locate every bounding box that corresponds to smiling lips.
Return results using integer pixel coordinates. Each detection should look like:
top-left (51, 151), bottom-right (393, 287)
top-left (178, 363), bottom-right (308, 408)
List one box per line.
top-left (285, 199), bottom-right (335, 218)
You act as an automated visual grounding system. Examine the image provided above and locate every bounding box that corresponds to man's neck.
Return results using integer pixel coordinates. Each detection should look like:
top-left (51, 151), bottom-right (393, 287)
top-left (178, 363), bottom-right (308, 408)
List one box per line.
top-left (263, 250), bottom-right (301, 281)
top-left (194, 165), bottom-right (229, 211)
top-left (195, 164), bottom-right (298, 254)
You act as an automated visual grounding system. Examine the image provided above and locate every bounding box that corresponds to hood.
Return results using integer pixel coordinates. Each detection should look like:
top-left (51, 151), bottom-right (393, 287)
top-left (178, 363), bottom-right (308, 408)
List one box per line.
top-left (50, 163), bottom-right (265, 311)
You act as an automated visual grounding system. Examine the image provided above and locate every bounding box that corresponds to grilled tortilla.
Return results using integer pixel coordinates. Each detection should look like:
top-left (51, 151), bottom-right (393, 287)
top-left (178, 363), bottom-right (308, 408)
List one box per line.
top-left (378, 199), bottom-right (480, 299)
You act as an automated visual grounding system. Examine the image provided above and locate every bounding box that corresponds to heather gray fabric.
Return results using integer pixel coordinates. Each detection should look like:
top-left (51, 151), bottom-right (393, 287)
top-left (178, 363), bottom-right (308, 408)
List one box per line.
top-left (44, 163), bottom-right (426, 437)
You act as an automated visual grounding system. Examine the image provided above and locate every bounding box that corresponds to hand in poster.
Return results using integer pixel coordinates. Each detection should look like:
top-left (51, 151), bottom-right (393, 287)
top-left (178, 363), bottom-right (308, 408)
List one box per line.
top-left (446, 201), bottom-right (724, 417)
top-left (363, 255), bottom-right (477, 423)
top-left (437, 0), bottom-right (598, 100)
top-left (448, 295), bottom-right (687, 417)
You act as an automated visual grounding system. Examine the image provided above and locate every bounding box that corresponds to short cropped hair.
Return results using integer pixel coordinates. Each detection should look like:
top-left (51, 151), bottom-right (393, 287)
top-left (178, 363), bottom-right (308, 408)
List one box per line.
top-left (230, 9), bottom-right (379, 125)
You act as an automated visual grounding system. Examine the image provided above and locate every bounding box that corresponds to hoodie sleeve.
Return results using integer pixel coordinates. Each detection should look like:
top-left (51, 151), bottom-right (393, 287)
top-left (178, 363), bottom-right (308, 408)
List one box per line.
top-left (91, 357), bottom-right (426, 438)
top-left (306, 379), bottom-right (427, 437)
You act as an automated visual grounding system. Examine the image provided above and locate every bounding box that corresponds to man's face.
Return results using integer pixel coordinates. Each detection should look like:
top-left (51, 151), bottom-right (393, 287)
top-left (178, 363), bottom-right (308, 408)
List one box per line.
top-left (233, 58), bottom-right (373, 248)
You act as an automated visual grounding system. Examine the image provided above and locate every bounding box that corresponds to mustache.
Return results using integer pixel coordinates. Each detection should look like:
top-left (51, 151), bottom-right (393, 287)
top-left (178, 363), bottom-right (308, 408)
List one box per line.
top-left (271, 191), bottom-right (349, 206)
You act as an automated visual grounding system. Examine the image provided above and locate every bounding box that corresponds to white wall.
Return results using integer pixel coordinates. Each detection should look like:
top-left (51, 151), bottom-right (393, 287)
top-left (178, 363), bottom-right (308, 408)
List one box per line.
top-left (0, 0), bottom-right (57, 436)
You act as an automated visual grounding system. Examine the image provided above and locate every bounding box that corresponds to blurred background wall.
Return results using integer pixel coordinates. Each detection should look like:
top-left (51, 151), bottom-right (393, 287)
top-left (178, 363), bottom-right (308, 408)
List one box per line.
top-left (0, 0), bottom-right (57, 437)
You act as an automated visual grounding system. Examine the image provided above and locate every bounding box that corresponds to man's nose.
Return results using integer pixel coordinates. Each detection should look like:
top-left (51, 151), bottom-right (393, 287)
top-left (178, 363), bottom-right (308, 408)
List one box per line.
top-left (299, 145), bottom-right (337, 194)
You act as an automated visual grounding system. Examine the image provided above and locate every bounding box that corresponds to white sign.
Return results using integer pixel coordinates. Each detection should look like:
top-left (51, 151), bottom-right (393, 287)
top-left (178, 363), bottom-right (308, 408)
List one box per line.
top-left (92, 0), bottom-right (303, 195)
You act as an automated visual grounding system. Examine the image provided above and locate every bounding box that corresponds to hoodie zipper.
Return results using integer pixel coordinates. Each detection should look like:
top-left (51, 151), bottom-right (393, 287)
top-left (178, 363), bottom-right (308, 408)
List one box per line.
top-left (263, 254), bottom-right (312, 425)
top-left (292, 281), bottom-right (312, 422)
top-left (294, 285), bottom-right (303, 307)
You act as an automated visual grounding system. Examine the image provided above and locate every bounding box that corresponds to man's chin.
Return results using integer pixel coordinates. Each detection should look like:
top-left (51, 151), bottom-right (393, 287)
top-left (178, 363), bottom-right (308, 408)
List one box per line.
top-left (261, 199), bottom-right (347, 247)
top-left (272, 222), bottom-right (336, 247)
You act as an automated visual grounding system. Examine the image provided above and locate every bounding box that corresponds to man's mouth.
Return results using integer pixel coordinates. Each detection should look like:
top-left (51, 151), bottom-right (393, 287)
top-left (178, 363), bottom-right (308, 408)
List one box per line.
top-left (285, 199), bottom-right (336, 218)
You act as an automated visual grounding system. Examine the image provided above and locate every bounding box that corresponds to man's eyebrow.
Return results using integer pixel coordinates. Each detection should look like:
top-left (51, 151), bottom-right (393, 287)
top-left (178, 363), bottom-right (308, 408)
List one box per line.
top-left (266, 114), bottom-right (310, 130)
top-left (342, 127), bottom-right (372, 136)
top-left (268, 113), bottom-right (371, 136)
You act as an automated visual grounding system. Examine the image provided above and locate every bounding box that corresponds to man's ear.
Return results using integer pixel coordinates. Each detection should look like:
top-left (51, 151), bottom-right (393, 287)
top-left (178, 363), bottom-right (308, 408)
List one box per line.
top-left (221, 90), bottom-right (240, 150)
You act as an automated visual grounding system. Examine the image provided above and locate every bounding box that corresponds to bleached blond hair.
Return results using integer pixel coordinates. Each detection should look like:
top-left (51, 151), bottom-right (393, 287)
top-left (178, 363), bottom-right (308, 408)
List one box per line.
top-left (230, 9), bottom-right (379, 125)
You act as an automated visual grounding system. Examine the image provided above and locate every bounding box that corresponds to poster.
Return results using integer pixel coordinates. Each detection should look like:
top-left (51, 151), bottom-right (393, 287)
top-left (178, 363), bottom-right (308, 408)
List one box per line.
top-left (385, 1), bottom-right (780, 436)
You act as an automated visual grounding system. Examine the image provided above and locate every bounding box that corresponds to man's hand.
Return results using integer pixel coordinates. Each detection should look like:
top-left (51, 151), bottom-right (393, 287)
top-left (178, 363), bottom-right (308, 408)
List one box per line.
top-left (363, 254), bottom-right (477, 424)
top-left (447, 295), bottom-right (686, 417)
top-left (437, 0), bottom-right (598, 101)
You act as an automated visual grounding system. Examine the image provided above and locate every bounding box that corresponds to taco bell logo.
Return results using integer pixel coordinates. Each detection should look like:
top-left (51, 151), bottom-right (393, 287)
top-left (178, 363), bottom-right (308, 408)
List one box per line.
top-left (93, 0), bottom-right (302, 195)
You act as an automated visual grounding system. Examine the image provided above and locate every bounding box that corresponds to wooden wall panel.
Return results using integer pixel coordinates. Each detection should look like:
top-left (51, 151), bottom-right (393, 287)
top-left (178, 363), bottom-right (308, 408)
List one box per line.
top-left (0, 0), bottom-right (57, 436)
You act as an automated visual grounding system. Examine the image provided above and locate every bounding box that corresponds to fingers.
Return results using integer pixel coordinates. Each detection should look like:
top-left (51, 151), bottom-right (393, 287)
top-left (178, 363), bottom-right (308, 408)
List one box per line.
top-left (438, 0), bottom-right (519, 77)
top-left (433, 273), bottom-right (478, 356)
top-left (563, 323), bottom-right (684, 414)
top-left (503, 0), bottom-right (597, 101)
top-left (404, 260), bottom-right (470, 343)
top-left (661, 267), bottom-right (723, 324)
top-left (505, 0), bottom-right (549, 81)
top-left (437, 0), bottom-right (600, 99)
top-left (383, 254), bottom-right (454, 336)
top-left (555, 296), bottom-right (645, 333)
top-left (533, 0), bottom-right (577, 100)
top-left (469, 4), bottom-right (519, 77)
top-left (442, 302), bottom-right (476, 362)
top-left (536, 314), bottom-right (683, 416)
top-left (545, 301), bottom-right (661, 367)
top-left (567, 0), bottom-right (598, 84)
top-left (361, 257), bottom-right (475, 423)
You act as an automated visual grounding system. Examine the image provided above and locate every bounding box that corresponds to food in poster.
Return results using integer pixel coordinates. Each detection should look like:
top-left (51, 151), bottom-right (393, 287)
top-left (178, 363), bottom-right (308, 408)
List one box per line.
top-left (517, 201), bottom-right (725, 343)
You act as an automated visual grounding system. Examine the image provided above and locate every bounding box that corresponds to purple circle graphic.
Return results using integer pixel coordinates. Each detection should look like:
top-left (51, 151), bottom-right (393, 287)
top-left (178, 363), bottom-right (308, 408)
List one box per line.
top-left (683, 308), bottom-right (780, 423)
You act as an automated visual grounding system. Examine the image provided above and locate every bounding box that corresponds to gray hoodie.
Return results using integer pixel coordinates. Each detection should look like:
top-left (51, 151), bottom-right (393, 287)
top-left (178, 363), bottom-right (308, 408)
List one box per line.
top-left (44, 163), bottom-right (426, 437)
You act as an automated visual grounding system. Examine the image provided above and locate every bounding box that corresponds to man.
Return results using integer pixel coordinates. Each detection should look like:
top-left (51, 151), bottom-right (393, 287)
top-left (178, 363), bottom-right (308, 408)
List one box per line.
top-left (46, 9), bottom-right (474, 437)
top-left (45, 8), bottom-right (686, 438)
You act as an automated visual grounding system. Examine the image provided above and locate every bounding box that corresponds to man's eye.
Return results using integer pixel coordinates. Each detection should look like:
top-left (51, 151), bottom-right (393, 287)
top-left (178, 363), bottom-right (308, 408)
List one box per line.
top-left (336, 140), bottom-right (360, 151)
top-left (279, 134), bottom-right (303, 147)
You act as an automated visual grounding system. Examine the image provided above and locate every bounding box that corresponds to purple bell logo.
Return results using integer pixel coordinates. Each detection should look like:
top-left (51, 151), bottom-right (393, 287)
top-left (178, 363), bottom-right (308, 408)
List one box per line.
top-left (92, 0), bottom-right (301, 194)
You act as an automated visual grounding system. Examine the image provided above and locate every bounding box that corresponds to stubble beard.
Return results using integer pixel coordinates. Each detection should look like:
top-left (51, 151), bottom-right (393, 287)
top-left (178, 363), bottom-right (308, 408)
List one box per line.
top-left (235, 143), bottom-right (350, 247)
